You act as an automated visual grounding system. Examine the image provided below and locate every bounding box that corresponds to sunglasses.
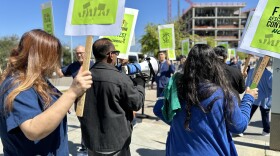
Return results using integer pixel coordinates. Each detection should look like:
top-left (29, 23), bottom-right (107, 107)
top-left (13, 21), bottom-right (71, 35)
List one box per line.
top-left (107, 50), bottom-right (120, 56)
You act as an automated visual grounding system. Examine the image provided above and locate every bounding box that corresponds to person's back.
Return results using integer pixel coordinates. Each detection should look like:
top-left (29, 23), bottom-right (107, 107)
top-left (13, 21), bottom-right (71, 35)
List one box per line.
top-left (166, 86), bottom-right (246, 155)
top-left (153, 44), bottom-right (258, 156)
top-left (224, 64), bottom-right (245, 93)
top-left (213, 46), bottom-right (245, 97)
top-left (80, 38), bottom-right (145, 156)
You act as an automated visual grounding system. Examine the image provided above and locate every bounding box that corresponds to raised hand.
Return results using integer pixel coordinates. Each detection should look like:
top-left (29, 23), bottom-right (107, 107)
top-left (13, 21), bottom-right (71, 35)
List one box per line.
top-left (69, 67), bottom-right (92, 97)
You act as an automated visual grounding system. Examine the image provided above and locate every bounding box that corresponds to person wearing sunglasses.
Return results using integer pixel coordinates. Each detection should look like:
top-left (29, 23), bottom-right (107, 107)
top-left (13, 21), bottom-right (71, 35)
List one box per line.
top-left (79, 38), bottom-right (145, 156)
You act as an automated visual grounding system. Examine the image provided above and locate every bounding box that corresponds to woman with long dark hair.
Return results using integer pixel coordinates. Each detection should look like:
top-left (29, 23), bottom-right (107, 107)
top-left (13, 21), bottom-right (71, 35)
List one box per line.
top-left (0, 29), bottom-right (92, 155)
top-left (154, 44), bottom-right (258, 155)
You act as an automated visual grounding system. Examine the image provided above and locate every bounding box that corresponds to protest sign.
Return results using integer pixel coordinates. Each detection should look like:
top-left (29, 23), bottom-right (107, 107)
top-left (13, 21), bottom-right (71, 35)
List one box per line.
top-left (101, 8), bottom-right (138, 59)
top-left (238, 11), bottom-right (264, 57)
top-left (72, 0), bottom-right (118, 25)
top-left (167, 49), bottom-right (176, 60)
top-left (41, 1), bottom-right (54, 35)
top-left (240, 0), bottom-right (280, 59)
top-left (65, 0), bottom-right (125, 36)
top-left (158, 24), bottom-right (175, 51)
top-left (181, 39), bottom-right (189, 56)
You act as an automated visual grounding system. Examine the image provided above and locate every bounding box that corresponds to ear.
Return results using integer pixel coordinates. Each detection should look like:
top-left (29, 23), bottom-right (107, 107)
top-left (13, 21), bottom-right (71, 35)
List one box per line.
top-left (109, 52), bottom-right (114, 60)
top-left (106, 52), bottom-right (113, 63)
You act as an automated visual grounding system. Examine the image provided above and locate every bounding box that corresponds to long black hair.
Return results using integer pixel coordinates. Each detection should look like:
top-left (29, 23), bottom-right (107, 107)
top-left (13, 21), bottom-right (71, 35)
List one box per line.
top-left (177, 44), bottom-right (235, 130)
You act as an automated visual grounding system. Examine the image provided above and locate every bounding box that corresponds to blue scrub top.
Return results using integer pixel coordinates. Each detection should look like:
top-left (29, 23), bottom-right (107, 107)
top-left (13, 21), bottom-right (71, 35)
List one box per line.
top-left (245, 68), bottom-right (272, 109)
top-left (62, 60), bottom-right (94, 78)
top-left (0, 77), bottom-right (69, 156)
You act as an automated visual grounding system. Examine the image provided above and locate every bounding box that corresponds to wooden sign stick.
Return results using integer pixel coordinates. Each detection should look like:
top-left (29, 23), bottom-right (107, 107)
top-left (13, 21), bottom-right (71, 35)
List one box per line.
top-left (242, 54), bottom-right (252, 78)
top-left (250, 55), bottom-right (270, 89)
top-left (76, 36), bottom-right (93, 117)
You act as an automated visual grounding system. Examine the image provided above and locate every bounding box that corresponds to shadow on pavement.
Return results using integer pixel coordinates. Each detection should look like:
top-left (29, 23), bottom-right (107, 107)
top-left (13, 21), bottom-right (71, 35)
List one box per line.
top-left (234, 140), bottom-right (269, 149)
top-left (136, 114), bottom-right (159, 121)
top-left (136, 148), bottom-right (165, 156)
top-left (248, 120), bottom-right (263, 128)
top-left (243, 132), bottom-right (263, 136)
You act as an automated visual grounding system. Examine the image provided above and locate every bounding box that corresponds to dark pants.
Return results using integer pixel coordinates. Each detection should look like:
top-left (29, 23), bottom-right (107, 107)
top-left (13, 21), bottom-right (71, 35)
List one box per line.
top-left (88, 146), bottom-right (131, 156)
top-left (250, 105), bottom-right (270, 133)
top-left (157, 87), bottom-right (164, 97)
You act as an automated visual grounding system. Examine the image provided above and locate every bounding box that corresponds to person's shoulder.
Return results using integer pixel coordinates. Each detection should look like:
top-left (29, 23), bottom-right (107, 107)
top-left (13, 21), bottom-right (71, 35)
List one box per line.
top-left (62, 61), bottom-right (80, 69)
top-left (226, 64), bottom-right (241, 73)
top-left (263, 68), bottom-right (272, 76)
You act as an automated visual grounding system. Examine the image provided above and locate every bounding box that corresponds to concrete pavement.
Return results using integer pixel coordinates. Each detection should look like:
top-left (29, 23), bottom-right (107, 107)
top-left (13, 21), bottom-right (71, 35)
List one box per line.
top-left (0, 77), bottom-right (280, 156)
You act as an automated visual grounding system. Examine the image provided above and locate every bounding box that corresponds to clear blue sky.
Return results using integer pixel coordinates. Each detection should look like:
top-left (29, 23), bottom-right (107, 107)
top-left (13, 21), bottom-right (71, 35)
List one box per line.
top-left (0, 0), bottom-right (257, 51)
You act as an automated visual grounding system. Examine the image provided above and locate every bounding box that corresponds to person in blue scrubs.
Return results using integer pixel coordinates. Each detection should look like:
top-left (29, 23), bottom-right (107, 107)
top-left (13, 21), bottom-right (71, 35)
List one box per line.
top-left (57, 45), bottom-right (94, 153)
top-left (245, 62), bottom-right (272, 136)
top-left (58, 45), bottom-right (94, 78)
top-left (153, 44), bottom-right (258, 156)
top-left (0, 29), bottom-right (92, 156)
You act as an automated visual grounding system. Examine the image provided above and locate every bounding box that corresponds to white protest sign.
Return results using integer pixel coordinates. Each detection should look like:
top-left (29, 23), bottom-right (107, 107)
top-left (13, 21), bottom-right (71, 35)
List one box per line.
top-left (65, 0), bottom-right (125, 36)
top-left (239, 0), bottom-right (280, 59)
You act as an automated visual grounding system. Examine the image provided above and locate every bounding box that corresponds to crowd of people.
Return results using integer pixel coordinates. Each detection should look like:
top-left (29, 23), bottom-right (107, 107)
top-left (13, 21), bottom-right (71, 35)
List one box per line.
top-left (0, 29), bottom-right (273, 156)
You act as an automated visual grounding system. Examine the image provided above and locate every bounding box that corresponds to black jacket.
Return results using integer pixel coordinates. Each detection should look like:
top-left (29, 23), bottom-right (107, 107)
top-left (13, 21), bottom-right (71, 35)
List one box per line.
top-left (80, 62), bottom-right (145, 152)
top-left (223, 64), bottom-right (246, 100)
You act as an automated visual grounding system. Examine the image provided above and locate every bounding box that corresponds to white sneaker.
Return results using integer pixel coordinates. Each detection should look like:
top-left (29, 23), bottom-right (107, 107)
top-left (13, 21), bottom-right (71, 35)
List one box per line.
top-left (236, 133), bottom-right (243, 137)
top-left (262, 131), bottom-right (270, 136)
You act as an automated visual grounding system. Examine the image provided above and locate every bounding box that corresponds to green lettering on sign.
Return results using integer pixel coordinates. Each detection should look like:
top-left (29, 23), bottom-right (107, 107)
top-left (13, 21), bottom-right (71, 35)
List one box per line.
top-left (72, 0), bottom-right (118, 25)
top-left (103, 14), bottom-right (134, 54)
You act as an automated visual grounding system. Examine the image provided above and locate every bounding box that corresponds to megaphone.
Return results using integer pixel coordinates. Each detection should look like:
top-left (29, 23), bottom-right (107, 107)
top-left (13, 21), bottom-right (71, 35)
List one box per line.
top-left (122, 57), bottom-right (158, 79)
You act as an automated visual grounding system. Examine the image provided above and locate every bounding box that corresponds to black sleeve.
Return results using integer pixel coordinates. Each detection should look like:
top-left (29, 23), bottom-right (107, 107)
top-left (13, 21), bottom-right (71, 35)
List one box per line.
top-left (237, 70), bottom-right (246, 94)
top-left (121, 75), bottom-right (145, 111)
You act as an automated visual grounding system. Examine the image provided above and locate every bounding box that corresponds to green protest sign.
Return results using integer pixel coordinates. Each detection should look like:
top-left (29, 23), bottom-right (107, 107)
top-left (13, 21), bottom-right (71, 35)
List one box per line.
top-left (104, 14), bottom-right (133, 54)
top-left (72, 0), bottom-right (118, 25)
top-left (168, 49), bottom-right (176, 60)
top-left (158, 24), bottom-right (175, 50)
top-left (228, 48), bottom-right (236, 57)
top-left (251, 0), bottom-right (280, 54)
top-left (101, 8), bottom-right (138, 58)
top-left (160, 28), bottom-right (173, 49)
top-left (218, 42), bottom-right (229, 51)
top-left (41, 2), bottom-right (54, 35)
top-left (182, 39), bottom-right (189, 56)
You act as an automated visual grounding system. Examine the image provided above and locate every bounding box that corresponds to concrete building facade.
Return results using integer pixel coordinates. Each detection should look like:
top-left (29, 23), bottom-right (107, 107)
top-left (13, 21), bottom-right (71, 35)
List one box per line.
top-left (181, 2), bottom-right (249, 48)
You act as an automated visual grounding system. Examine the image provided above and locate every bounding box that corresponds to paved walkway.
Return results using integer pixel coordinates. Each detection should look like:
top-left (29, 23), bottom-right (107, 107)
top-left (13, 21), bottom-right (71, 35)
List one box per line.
top-left (0, 77), bottom-right (280, 155)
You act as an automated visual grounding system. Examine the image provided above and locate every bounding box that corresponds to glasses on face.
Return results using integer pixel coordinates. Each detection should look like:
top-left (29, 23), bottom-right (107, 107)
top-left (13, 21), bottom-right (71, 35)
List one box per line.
top-left (107, 50), bottom-right (120, 56)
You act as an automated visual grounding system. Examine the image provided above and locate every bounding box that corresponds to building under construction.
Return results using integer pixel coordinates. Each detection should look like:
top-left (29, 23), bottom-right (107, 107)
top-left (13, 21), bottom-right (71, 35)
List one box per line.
top-left (181, 2), bottom-right (250, 48)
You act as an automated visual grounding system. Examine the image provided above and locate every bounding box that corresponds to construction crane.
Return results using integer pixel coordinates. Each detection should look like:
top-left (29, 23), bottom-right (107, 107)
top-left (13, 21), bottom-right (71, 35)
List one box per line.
top-left (185, 0), bottom-right (193, 6)
top-left (167, 0), bottom-right (193, 22)
top-left (168, 0), bottom-right (172, 22)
